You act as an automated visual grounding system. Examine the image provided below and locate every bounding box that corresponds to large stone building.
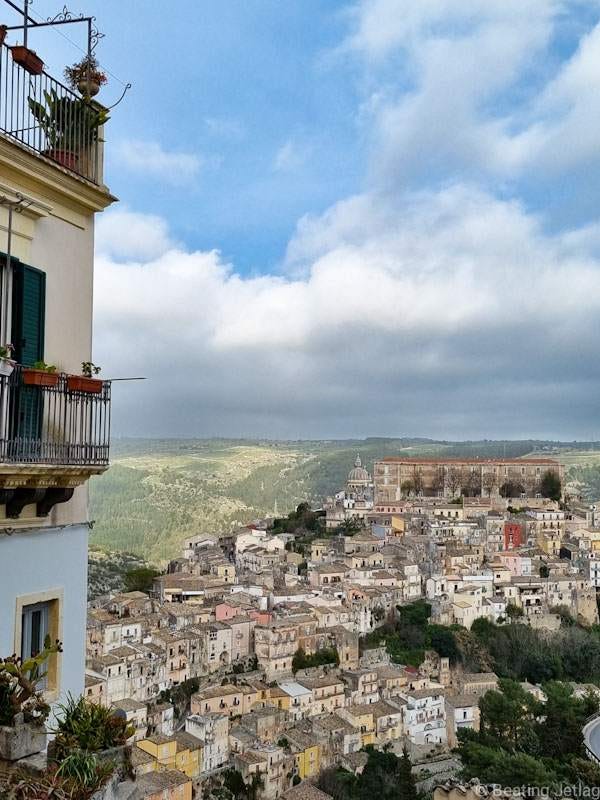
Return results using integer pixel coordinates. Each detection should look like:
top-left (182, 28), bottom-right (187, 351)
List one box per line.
top-left (0, 34), bottom-right (115, 706)
top-left (373, 457), bottom-right (564, 503)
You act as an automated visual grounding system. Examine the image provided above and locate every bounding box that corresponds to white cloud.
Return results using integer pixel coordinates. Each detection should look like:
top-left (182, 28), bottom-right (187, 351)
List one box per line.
top-left (342, 0), bottom-right (600, 184)
top-left (94, 190), bottom-right (600, 439)
top-left (346, 0), bottom-right (558, 61)
top-left (113, 139), bottom-right (202, 184)
top-left (92, 2), bottom-right (600, 439)
top-left (96, 207), bottom-right (177, 262)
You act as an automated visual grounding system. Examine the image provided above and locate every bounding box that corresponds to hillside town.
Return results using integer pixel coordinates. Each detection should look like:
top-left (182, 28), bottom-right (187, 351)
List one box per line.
top-left (2, 1), bottom-right (600, 798)
top-left (76, 453), bottom-right (600, 798)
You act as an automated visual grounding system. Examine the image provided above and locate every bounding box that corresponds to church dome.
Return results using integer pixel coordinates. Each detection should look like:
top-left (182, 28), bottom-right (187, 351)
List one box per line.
top-left (348, 454), bottom-right (370, 483)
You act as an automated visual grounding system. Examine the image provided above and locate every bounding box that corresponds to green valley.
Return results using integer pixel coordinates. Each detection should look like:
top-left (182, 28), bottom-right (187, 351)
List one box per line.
top-left (89, 437), bottom-right (600, 564)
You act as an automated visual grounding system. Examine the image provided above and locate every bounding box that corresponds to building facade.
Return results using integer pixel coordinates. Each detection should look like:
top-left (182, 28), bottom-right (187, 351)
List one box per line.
top-left (0, 38), bottom-right (115, 706)
top-left (374, 457), bottom-right (564, 502)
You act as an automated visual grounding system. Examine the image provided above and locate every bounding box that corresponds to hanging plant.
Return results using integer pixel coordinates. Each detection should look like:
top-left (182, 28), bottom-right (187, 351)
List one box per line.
top-left (64, 55), bottom-right (108, 97)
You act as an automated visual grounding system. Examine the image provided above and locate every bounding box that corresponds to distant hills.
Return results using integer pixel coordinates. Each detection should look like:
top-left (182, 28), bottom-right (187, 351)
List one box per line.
top-left (89, 437), bottom-right (600, 564)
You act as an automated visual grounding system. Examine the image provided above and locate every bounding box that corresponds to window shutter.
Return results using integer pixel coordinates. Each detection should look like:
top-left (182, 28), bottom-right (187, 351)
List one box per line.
top-left (12, 262), bottom-right (46, 366)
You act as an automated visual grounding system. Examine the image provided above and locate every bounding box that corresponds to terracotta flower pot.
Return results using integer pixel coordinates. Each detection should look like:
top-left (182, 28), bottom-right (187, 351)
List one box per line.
top-left (44, 149), bottom-right (79, 172)
top-left (0, 720), bottom-right (47, 761)
top-left (11, 46), bottom-right (44, 75)
top-left (67, 375), bottom-right (103, 393)
top-left (22, 368), bottom-right (59, 387)
top-left (0, 26), bottom-right (7, 47)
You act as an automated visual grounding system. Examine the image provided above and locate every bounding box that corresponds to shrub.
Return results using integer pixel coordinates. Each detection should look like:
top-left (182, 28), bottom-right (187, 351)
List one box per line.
top-left (52, 695), bottom-right (134, 758)
top-left (0, 638), bottom-right (61, 725)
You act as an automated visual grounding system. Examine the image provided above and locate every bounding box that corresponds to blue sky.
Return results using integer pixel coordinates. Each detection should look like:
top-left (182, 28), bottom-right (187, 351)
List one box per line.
top-left (10, 0), bottom-right (600, 439)
top-left (19, 0), bottom-right (366, 272)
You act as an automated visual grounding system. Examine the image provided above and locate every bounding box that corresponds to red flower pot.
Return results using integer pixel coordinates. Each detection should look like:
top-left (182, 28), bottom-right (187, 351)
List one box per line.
top-left (22, 368), bottom-right (59, 387)
top-left (44, 149), bottom-right (79, 172)
top-left (67, 375), bottom-right (103, 393)
top-left (11, 46), bottom-right (44, 76)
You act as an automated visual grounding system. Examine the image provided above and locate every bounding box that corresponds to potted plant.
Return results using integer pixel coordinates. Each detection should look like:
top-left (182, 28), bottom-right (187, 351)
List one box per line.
top-left (0, 25), bottom-right (8, 47)
top-left (7, 753), bottom-right (116, 800)
top-left (64, 55), bottom-right (108, 98)
top-left (0, 638), bottom-right (62, 761)
top-left (28, 90), bottom-right (109, 171)
top-left (0, 343), bottom-right (15, 377)
top-left (67, 362), bottom-right (103, 394)
top-left (22, 360), bottom-right (59, 387)
top-left (11, 45), bottom-right (44, 75)
top-left (49, 695), bottom-right (134, 771)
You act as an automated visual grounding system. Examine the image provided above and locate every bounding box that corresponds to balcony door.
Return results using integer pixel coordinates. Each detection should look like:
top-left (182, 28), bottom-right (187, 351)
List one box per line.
top-left (11, 262), bottom-right (46, 455)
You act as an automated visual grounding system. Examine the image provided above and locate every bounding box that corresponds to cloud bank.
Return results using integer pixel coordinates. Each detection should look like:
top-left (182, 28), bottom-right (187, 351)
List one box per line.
top-left (95, 0), bottom-right (600, 440)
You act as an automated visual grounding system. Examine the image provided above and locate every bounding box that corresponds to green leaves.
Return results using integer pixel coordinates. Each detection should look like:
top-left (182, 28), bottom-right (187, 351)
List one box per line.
top-left (0, 641), bottom-right (62, 724)
top-left (53, 695), bottom-right (134, 756)
top-left (27, 88), bottom-right (109, 152)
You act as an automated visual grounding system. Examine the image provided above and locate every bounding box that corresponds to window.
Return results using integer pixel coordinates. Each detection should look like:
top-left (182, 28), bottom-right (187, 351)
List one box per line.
top-left (16, 592), bottom-right (61, 696)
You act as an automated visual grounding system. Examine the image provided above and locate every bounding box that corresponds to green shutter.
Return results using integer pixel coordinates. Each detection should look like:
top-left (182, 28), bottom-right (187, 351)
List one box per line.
top-left (12, 262), bottom-right (46, 366)
top-left (11, 262), bottom-right (46, 448)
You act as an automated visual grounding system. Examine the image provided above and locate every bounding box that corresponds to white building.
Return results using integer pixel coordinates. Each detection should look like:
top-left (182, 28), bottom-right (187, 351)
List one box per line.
top-left (401, 688), bottom-right (447, 745)
top-left (185, 713), bottom-right (230, 772)
top-left (0, 35), bottom-right (115, 708)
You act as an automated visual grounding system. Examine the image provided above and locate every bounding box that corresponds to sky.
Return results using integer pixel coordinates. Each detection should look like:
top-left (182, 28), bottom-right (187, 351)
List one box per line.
top-left (13, 0), bottom-right (600, 440)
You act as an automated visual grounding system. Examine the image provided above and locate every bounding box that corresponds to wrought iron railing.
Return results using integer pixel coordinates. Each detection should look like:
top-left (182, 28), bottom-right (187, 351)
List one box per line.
top-left (0, 364), bottom-right (110, 466)
top-left (0, 43), bottom-right (101, 183)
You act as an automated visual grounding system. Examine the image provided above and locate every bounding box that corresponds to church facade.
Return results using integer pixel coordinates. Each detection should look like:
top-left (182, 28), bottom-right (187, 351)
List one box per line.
top-left (324, 455), bottom-right (374, 529)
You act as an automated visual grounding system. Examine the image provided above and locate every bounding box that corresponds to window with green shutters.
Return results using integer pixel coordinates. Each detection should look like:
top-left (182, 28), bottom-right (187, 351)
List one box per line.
top-left (11, 261), bottom-right (46, 367)
top-left (10, 260), bottom-right (47, 444)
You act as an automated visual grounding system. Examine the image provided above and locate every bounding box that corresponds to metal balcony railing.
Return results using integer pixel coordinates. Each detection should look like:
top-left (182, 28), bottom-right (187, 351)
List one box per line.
top-left (0, 43), bottom-right (101, 183)
top-left (0, 365), bottom-right (110, 467)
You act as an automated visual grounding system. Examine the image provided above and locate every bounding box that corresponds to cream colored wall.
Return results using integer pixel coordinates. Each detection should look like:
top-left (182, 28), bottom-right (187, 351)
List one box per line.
top-left (0, 154), bottom-right (105, 528)
top-left (0, 198), bottom-right (95, 374)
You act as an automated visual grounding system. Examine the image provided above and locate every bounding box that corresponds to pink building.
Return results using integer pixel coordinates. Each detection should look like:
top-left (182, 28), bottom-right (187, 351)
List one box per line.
top-left (496, 552), bottom-right (532, 577)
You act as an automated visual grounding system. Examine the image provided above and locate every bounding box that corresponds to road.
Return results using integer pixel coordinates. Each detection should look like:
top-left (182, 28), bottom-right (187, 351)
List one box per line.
top-left (583, 716), bottom-right (600, 761)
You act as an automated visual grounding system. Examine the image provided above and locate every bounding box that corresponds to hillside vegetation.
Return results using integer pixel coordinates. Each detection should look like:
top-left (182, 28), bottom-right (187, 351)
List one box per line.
top-left (89, 438), bottom-right (600, 563)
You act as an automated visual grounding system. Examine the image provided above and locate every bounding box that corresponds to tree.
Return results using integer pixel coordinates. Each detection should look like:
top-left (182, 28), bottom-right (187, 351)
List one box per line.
top-left (124, 567), bottom-right (159, 593)
top-left (482, 472), bottom-right (497, 497)
top-left (464, 469), bottom-right (482, 497)
top-left (500, 481), bottom-right (525, 498)
top-left (431, 468), bottom-right (445, 496)
top-left (292, 647), bottom-right (306, 674)
top-left (447, 467), bottom-right (463, 496)
top-left (428, 625), bottom-right (461, 663)
top-left (400, 480), bottom-right (414, 498)
top-left (538, 681), bottom-right (584, 759)
top-left (397, 600), bottom-right (431, 627)
top-left (539, 564), bottom-right (550, 579)
top-left (540, 470), bottom-right (562, 501)
top-left (505, 603), bottom-right (524, 621)
top-left (412, 468), bottom-right (424, 496)
top-left (397, 747), bottom-right (417, 800)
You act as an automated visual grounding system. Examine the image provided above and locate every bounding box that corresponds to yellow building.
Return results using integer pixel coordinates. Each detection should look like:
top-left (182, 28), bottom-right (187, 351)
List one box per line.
top-left (536, 531), bottom-right (562, 557)
top-left (391, 515), bottom-right (407, 536)
top-left (285, 729), bottom-right (321, 780)
top-left (269, 686), bottom-right (292, 712)
top-left (191, 684), bottom-right (244, 716)
top-left (136, 733), bottom-right (203, 779)
top-left (339, 705), bottom-right (375, 747)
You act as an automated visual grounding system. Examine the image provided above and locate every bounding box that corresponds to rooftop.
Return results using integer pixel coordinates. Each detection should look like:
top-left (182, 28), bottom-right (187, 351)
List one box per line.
top-left (283, 782), bottom-right (333, 800)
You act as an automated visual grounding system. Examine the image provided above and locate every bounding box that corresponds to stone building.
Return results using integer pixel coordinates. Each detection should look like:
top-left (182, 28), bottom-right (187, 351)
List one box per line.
top-left (374, 457), bottom-right (564, 502)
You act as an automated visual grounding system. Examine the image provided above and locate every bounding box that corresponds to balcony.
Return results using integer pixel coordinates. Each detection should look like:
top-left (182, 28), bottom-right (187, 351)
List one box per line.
top-left (0, 364), bottom-right (110, 516)
top-left (0, 42), bottom-right (103, 184)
